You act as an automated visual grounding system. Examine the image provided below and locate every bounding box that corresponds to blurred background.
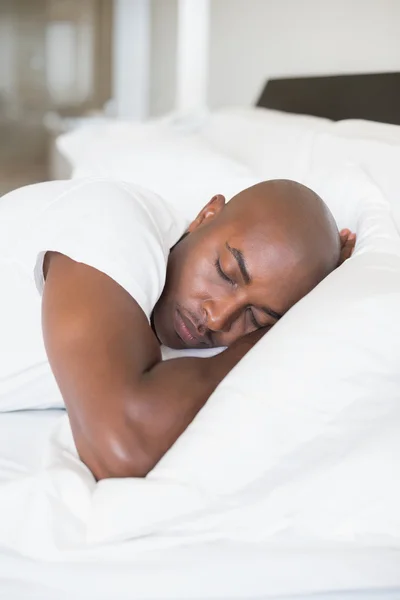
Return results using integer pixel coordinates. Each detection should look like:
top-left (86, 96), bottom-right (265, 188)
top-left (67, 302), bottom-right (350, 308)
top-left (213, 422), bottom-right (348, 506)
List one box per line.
top-left (1, 0), bottom-right (399, 195)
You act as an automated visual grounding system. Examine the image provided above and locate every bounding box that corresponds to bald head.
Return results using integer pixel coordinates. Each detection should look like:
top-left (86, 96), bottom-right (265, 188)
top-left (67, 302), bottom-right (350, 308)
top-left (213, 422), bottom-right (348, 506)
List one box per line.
top-left (153, 178), bottom-right (341, 349)
top-left (221, 179), bottom-right (341, 305)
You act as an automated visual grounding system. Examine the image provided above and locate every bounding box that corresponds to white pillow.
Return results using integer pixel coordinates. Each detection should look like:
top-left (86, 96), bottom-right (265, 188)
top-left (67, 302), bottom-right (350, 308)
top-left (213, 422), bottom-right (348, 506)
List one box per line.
top-left (198, 108), bottom-right (400, 233)
top-left (308, 132), bottom-right (400, 233)
top-left (86, 168), bottom-right (400, 545)
top-left (58, 123), bottom-right (259, 222)
top-left (201, 107), bottom-right (333, 181)
top-left (331, 120), bottom-right (400, 231)
top-left (334, 118), bottom-right (400, 144)
top-left (57, 118), bottom-right (174, 171)
top-left (82, 147), bottom-right (257, 224)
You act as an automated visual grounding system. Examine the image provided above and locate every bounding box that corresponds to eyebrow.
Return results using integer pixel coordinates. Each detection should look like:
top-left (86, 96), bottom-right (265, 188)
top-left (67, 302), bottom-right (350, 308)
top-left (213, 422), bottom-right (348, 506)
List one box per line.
top-left (226, 242), bottom-right (251, 284)
top-left (226, 242), bottom-right (283, 322)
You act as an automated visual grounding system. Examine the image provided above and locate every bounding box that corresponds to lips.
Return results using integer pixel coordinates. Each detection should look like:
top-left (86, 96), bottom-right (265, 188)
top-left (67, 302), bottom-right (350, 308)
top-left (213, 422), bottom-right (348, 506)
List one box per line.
top-left (174, 309), bottom-right (200, 347)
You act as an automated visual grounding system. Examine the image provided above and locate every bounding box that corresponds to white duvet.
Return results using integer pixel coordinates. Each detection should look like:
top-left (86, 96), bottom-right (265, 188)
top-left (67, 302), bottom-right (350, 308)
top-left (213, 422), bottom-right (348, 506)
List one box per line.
top-left (1, 412), bottom-right (400, 600)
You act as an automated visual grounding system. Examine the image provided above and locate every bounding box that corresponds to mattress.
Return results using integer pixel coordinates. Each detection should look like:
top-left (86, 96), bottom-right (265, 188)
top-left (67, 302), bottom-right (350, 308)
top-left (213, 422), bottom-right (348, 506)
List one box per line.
top-left (0, 411), bottom-right (399, 600)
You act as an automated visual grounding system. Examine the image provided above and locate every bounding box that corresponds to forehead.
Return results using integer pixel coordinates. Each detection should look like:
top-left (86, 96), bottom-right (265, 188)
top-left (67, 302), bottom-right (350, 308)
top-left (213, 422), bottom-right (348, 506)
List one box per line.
top-left (225, 226), bottom-right (302, 312)
top-left (228, 225), bottom-right (288, 274)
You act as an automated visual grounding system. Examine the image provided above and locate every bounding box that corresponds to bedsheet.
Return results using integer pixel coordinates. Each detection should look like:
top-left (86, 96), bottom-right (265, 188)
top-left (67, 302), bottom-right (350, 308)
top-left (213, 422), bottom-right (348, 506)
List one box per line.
top-left (0, 411), bottom-right (399, 600)
top-left (1, 546), bottom-right (400, 600)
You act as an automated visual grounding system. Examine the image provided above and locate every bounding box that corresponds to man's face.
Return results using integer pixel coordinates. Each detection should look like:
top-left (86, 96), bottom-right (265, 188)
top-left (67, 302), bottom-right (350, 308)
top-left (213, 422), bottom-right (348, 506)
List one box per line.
top-left (152, 195), bottom-right (308, 349)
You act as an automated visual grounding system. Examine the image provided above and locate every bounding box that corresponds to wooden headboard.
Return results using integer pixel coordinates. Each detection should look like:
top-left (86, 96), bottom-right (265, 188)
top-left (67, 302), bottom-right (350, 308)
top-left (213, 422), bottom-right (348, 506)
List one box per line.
top-left (256, 72), bottom-right (400, 125)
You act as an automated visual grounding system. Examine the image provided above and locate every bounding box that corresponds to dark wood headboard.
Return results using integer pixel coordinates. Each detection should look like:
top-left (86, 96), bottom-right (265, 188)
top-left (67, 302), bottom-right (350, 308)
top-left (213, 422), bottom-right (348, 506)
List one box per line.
top-left (256, 72), bottom-right (400, 125)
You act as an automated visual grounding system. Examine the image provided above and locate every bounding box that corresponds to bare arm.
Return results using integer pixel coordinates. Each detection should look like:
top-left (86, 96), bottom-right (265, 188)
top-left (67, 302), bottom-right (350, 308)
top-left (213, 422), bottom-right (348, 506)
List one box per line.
top-left (42, 253), bottom-right (262, 480)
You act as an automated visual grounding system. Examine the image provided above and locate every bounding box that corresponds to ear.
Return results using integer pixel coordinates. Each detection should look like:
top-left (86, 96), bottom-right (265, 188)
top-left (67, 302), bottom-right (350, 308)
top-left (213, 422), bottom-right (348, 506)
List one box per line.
top-left (187, 194), bottom-right (226, 233)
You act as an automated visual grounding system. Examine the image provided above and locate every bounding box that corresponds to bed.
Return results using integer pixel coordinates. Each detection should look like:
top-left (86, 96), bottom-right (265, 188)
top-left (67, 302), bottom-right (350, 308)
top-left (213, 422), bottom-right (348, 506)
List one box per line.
top-left (1, 73), bottom-right (400, 600)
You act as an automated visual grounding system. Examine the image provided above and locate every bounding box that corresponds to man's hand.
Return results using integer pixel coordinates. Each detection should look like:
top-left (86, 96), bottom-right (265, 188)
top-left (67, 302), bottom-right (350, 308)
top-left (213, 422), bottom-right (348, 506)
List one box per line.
top-left (339, 229), bottom-right (357, 265)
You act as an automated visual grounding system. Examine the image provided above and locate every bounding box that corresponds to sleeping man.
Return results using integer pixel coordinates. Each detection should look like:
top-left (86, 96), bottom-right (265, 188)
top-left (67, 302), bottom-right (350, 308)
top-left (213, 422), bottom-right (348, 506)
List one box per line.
top-left (0, 178), bottom-right (355, 480)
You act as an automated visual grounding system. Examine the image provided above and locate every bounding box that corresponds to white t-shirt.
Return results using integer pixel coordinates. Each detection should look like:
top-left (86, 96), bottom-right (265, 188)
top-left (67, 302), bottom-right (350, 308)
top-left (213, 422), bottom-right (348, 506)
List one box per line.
top-left (0, 179), bottom-right (185, 411)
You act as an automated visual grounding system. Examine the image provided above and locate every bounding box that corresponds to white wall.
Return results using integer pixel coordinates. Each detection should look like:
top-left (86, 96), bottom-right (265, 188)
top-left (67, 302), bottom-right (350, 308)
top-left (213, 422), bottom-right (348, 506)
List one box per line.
top-left (208, 0), bottom-right (400, 108)
top-left (148, 0), bottom-right (400, 115)
top-left (112, 0), bottom-right (151, 119)
top-left (149, 0), bottom-right (177, 116)
top-left (175, 0), bottom-right (210, 112)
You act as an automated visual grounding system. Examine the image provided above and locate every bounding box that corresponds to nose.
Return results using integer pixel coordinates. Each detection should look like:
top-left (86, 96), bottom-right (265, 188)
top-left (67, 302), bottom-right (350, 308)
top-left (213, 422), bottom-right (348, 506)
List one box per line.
top-left (202, 298), bottom-right (238, 333)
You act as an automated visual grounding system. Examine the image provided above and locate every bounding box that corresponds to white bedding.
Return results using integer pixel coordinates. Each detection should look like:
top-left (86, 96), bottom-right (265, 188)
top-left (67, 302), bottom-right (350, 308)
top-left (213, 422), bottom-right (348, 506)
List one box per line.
top-left (2, 108), bottom-right (400, 599)
top-left (1, 413), bottom-right (400, 600)
top-left (57, 107), bottom-right (400, 229)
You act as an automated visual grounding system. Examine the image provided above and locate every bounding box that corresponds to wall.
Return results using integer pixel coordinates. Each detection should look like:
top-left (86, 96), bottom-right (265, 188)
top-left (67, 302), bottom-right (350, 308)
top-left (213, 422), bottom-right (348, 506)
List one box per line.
top-left (208, 0), bottom-right (400, 108)
top-left (112, 0), bottom-right (150, 119)
top-left (149, 0), bottom-right (177, 116)
top-left (148, 0), bottom-right (400, 115)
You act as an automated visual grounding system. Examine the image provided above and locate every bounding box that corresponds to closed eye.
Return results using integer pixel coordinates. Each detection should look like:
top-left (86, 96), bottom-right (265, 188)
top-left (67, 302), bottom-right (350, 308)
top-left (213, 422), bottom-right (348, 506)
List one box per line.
top-left (215, 258), bottom-right (234, 286)
top-left (247, 308), bottom-right (260, 329)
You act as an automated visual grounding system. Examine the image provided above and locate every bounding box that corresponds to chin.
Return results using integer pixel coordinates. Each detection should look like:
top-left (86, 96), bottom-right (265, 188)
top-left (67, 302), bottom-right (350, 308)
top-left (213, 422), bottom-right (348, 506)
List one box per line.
top-left (159, 333), bottom-right (183, 350)
top-left (152, 299), bottom-right (179, 349)
top-left (152, 317), bottom-right (181, 349)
